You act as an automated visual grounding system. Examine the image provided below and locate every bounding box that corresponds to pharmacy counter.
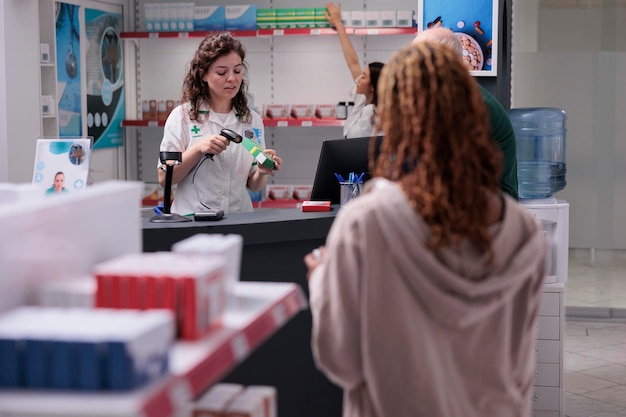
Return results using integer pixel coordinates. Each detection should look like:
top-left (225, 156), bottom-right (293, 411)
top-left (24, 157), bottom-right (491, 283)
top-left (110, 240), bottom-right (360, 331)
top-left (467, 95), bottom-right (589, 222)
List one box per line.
top-left (142, 207), bottom-right (343, 417)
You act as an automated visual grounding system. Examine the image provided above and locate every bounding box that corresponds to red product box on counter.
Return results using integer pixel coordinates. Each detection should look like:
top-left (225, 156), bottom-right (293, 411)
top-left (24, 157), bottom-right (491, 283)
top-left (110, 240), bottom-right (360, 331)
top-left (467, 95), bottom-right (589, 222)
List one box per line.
top-left (301, 200), bottom-right (331, 212)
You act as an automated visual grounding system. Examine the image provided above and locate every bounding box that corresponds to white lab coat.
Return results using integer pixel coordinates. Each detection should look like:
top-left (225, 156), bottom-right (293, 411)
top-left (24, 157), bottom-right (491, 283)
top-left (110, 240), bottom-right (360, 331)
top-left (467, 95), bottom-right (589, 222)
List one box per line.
top-left (158, 104), bottom-right (265, 215)
top-left (343, 84), bottom-right (375, 139)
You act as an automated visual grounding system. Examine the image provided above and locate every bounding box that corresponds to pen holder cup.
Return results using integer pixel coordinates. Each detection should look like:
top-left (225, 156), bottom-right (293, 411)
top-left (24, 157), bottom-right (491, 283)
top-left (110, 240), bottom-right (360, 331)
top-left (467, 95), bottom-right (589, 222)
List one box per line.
top-left (339, 181), bottom-right (363, 206)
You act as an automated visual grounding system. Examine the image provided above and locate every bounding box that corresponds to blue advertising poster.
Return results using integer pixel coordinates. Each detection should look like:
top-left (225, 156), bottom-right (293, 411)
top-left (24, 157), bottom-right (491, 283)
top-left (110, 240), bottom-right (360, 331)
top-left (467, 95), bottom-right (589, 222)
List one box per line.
top-left (56, 3), bottom-right (82, 136)
top-left (422, 0), bottom-right (497, 74)
top-left (85, 8), bottom-right (124, 149)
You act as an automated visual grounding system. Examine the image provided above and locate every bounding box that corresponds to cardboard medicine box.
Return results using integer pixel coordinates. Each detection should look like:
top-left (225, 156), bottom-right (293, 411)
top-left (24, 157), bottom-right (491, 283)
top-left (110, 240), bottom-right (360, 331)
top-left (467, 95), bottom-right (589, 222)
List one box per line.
top-left (225, 5), bottom-right (257, 30)
top-left (194, 6), bottom-right (225, 31)
top-left (256, 8), bottom-right (276, 29)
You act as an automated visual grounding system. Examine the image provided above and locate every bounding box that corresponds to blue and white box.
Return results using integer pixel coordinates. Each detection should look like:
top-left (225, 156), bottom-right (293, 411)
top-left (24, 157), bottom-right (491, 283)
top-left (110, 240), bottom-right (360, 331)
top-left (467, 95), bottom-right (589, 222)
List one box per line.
top-left (144, 3), bottom-right (158, 32)
top-left (225, 5), bottom-right (257, 31)
top-left (183, 3), bottom-right (195, 31)
top-left (194, 6), bottom-right (225, 31)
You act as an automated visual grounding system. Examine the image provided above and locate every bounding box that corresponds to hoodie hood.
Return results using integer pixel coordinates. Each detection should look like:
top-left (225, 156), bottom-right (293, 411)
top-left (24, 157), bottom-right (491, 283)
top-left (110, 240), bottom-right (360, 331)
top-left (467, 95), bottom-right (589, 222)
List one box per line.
top-left (358, 178), bottom-right (546, 329)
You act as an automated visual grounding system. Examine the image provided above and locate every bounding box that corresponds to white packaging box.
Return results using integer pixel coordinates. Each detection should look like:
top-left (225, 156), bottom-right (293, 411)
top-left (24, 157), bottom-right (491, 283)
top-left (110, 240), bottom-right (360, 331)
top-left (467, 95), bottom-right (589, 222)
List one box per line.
top-left (41, 95), bottom-right (55, 115)
top-left (37, 277), bottom-right (96, 308)
top-left (380, 10), bottom-right (396, 27)
top-left (40, 43), bottom-right (50, 63)
top-left (366, 11), bottom-right (381, 27)
top-left (340, 11), bottom-right (350, 26)
top-left (224, 389), bottom-right (264, 417)
top-left (194, 383), bottom-right (245, 417)
top-left (0, 183), bottom-right (44, 206)
top-left (396, 10), bottom-right (414, 27)
top-left (172, 234), bottom-right (243, 296)
top-left (350, 11), bottom-right (365, 27)
top-left (244, 386), bottom-right (277, 417)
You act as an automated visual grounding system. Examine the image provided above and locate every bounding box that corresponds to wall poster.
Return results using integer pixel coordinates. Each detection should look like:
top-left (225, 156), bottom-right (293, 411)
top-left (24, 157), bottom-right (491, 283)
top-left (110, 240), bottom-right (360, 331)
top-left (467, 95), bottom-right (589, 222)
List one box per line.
top-left (56, 2), bottom-right (83, 136)
top-left (32, 138), bottom-right (92, 195)
top-left (85, 8), bottom-right (124, 149)
top-left (420, 0), bottom-right (498, 76)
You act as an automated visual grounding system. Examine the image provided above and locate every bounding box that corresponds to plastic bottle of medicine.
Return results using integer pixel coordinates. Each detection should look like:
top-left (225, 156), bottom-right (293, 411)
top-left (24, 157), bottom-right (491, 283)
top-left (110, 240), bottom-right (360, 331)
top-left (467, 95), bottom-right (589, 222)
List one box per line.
top-left (347, 101), bottom-right (355, 116)
top-left (336, 102), bottom-right (347, 120)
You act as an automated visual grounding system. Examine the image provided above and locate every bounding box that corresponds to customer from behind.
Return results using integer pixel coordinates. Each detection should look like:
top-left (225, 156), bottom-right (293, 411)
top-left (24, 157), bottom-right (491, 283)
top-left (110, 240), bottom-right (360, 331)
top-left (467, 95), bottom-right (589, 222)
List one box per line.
top-left (304, 42), bottom-right (546, 417)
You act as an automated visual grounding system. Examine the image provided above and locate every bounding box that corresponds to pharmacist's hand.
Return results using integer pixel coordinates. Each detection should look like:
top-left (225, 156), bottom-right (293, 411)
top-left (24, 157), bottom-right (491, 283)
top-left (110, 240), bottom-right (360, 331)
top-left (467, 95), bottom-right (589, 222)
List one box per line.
top-left (304, 247), bottom-right (325, 281)
top-left (324, 3), bottom-right (342, 27)
top-left (258, 149), bottom-right (282, 175)
top-left (198, 133), bottom-right (230, 157)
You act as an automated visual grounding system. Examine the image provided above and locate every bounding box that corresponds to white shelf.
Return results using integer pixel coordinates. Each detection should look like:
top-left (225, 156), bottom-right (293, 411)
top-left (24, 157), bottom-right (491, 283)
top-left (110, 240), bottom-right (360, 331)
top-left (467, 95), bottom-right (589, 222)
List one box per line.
top-left (0, 281), bottom-right (307, 417)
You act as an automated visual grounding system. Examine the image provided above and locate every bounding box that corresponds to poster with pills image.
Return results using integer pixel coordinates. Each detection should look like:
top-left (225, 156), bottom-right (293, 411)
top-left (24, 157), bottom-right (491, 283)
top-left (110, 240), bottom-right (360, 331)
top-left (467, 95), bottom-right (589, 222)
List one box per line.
top-left (32, 139), bottom-right (92, 196)
top-left (420, 0), bottom-right (498, 76)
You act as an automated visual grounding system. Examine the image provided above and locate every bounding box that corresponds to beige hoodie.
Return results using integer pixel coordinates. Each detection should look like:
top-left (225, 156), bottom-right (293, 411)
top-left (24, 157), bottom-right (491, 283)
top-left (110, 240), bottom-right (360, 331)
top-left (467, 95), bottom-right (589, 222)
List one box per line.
top-left (309, 178), bottom-right (546, 417)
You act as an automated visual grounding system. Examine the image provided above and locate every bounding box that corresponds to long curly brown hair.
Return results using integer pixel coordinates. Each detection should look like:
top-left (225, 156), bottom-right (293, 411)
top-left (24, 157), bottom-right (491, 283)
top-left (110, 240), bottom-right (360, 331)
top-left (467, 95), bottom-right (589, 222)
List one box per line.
top-left (372, 42), bottom-right (502, 260)
top-left (182, 32), bottom-right (251, 123)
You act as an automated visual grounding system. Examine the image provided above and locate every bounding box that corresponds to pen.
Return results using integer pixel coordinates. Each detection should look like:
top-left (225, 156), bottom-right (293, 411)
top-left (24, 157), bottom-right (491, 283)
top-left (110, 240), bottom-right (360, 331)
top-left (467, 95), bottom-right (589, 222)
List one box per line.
top-left (357, 172), bottom-right (365, 183)
top-left (334, 173), bottom-right (346, 182)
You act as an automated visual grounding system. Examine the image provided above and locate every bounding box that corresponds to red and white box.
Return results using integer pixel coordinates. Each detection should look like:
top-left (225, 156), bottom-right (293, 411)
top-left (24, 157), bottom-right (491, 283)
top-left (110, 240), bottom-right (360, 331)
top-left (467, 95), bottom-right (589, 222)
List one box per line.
top-left (291, 185), bottom-right (312, 201)
top-left (301, 200), bottom-right (331, 212)
top-left (263, 104), bottom-right (290, 119)
top-left (93, 252), bottom-right (227, 340)
top-left (289, 104), bottom-right (314, 119)
top-left (266, 184), bottom-right (293, 201)
top-left (314, 104), bottom-right (337, 119)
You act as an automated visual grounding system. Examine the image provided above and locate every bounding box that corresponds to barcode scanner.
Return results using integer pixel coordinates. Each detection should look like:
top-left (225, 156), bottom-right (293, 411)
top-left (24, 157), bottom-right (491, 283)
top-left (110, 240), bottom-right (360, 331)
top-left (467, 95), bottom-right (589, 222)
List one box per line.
top-left (206, 129), bottom-right (244, 160)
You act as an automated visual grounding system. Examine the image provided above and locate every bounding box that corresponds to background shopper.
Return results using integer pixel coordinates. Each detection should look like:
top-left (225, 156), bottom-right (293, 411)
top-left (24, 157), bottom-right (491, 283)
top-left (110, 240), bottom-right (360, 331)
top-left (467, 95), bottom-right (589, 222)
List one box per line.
top-left (413, 27), bottom-right (519, 199)
top-left (325, 2), bottom-right (384, 138)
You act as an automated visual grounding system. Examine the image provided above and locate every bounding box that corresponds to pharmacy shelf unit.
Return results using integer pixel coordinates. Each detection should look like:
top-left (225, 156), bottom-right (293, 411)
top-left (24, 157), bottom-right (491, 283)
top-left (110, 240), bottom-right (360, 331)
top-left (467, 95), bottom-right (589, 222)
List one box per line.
top-left (121, 27), bottom-right (417, 184)
top-left (38, 0), bottom-right (60, 137)
top-left (0, 282), bottom-right (307, 417)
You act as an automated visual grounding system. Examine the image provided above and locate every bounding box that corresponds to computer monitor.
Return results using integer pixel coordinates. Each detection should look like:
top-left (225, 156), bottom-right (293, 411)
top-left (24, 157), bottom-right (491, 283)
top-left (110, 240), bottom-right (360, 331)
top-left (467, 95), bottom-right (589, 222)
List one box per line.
top-left (310, 136), bottom-right (383, 204)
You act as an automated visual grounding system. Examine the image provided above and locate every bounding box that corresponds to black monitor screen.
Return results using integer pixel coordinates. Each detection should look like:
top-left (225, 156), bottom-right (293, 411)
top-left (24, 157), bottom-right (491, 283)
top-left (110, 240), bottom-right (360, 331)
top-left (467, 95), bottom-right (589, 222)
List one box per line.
top-left (310, 136), bottom-right (383, 204)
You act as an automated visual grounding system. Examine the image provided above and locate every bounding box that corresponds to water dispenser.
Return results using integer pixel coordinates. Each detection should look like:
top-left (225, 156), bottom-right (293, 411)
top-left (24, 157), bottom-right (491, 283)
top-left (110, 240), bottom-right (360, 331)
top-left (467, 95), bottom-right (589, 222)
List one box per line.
top-left (508, 108), bottom-right (567, 200)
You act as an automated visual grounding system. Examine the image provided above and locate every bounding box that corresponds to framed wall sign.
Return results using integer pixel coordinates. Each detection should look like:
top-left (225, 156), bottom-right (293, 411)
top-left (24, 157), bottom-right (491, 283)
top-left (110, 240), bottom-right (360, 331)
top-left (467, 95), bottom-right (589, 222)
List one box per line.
top-left (32, 138), bottom-right (92, 195)
top-left (419, 0), bottom-right (498, 76)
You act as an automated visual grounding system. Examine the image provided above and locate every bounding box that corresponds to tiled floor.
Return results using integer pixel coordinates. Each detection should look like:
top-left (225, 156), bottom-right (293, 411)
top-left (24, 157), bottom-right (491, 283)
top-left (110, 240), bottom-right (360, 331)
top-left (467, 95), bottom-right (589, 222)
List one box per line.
top-left (564, 249), bottom-right (626, 417)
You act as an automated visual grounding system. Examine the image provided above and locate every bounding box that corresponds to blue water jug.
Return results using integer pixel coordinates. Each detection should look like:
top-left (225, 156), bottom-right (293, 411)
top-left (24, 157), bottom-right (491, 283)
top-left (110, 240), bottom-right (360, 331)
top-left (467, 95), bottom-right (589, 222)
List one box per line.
top-left (507, 108), bottom-right (567, 199)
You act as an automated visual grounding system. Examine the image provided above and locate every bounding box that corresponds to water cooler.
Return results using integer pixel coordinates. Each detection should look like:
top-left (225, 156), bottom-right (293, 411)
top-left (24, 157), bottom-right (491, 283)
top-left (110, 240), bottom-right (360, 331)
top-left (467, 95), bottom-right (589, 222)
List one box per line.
top-left (519, 199), bottom-right (569, 283)
top-left (509, 108), bottom-right (569, 284)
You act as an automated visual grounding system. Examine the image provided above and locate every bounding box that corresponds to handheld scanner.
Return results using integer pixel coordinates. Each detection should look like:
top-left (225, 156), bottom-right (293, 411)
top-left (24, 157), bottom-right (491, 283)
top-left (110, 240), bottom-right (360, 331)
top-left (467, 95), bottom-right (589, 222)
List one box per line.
top-left (207, 129), bottom-right (244, 160)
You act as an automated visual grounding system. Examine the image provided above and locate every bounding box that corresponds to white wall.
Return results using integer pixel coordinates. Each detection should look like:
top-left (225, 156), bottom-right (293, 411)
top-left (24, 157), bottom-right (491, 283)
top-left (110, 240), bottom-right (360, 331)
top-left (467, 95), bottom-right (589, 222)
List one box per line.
top-left (512, 0), bottom-right (626, 249)
top-left (0, 1), bottom-right (7, 182)
top-left (2, 1), bottom-right (41, 184)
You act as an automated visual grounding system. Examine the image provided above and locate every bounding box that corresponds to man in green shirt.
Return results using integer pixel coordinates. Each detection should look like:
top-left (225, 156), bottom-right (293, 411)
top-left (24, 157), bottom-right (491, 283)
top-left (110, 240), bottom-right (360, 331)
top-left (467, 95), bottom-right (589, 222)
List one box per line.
top-left (413, 28), bottom-right (519, 200)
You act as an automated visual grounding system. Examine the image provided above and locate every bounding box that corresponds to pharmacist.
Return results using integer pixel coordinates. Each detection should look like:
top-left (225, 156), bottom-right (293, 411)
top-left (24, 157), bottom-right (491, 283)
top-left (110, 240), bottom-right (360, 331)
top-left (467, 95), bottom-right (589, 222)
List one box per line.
top-left (158, 32), bottom-right (282, 215)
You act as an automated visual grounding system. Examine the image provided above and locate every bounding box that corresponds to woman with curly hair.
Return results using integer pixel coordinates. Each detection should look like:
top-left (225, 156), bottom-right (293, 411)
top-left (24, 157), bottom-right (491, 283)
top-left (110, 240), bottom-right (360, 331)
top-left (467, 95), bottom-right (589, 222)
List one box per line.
top-left (158, 32), bottom-right (282, 215)
top-left (305, 42), bottom-right (546, 417)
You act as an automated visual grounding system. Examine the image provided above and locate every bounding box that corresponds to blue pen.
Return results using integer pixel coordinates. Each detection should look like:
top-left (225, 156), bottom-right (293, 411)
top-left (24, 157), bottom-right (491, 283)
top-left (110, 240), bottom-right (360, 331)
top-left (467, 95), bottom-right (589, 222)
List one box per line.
top-left (334, 173), bottom-right (345, 182)
top-left (357, 172), bottom-right (365, 182)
